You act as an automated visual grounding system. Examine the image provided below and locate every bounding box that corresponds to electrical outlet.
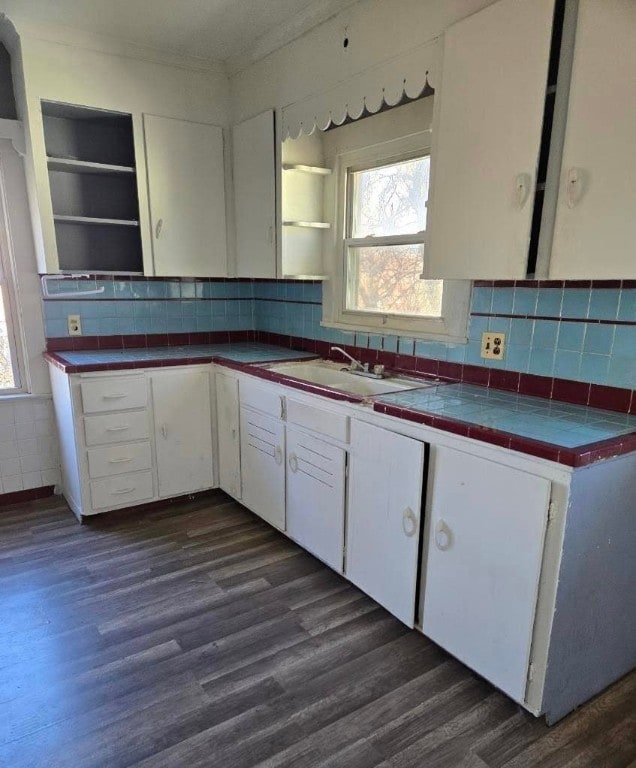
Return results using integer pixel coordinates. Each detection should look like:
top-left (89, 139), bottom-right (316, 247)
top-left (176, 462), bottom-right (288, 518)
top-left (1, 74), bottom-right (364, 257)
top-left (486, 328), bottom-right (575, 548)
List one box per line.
top-left (481, 332), bottom-right (505, 360)
top-left (67, 314), bottom-right (82, 336)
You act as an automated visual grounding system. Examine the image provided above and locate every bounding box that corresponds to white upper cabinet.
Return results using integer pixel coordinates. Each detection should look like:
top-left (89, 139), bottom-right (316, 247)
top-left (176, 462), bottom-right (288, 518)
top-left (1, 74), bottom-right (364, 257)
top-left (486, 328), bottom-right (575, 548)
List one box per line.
top-left (232, 110), bottom-right (277, 278)
top-left (144, 114), bottom-right (227, 277)
top-left (549, 1), bottom-right (636, 279)
top-left (425, 0), bottom-right (555, 280)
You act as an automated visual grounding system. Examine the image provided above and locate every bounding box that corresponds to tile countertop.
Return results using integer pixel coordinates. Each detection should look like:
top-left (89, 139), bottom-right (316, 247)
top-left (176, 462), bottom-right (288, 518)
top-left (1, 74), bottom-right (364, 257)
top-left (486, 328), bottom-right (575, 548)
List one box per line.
top-left (44, 344), bottom-right (636, 467)
top-left (374, 383), bottom-right (636, 467)
top-left (44, 343), bottom-right (318, 372)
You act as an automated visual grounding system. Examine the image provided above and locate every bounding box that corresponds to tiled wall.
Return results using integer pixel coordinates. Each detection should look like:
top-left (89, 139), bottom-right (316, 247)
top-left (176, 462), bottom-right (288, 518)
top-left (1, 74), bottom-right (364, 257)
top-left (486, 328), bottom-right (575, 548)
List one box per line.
top-left (43, 277), bottom-right (635, 390)
top-left (0, 396), bottom-right (60, 495)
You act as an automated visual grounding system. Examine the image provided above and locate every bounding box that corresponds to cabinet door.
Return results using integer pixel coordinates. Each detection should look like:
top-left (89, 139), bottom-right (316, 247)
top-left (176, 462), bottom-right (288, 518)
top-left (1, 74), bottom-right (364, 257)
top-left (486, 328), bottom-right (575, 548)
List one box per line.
top-left (240, 406), bottom-right (285, 530)
top-left (426, 0), bottom-right (555, 279)
top-left (286, 427), bottom-right (346, 573)
top-left (549, 1), bottom-right (636, 279)
top-left (345, 421), bottom-right (425, 627)
top-left (215, 371), bottom-right (241, 499)
top-left (233, 110), bottom-right (276, 278)
top-left (151, 369), bottom-right (214, 498)
top-left (144, 114), bottom-right (227, 277)
top-left (421, 446), bottom-right (550, 703)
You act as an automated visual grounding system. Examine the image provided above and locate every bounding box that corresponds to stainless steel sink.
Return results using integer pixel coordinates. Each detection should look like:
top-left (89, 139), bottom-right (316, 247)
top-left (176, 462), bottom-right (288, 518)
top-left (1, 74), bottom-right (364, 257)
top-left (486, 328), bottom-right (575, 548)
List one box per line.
top-left (263, 360), bottom-right (437, 397)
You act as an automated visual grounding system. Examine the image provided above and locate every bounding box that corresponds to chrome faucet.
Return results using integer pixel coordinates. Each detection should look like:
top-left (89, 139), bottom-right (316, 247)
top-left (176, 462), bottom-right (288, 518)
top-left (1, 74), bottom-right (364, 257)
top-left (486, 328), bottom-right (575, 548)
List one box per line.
top-left (330, 346), bottom-right (368, 373)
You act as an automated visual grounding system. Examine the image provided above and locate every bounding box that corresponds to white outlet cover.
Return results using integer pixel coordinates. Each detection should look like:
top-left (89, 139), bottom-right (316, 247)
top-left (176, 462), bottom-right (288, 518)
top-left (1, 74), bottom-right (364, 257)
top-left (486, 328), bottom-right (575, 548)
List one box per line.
top-left (481, 332), bottom-right (506, 360)
top-left (67, 314), bottom-right (82, 336)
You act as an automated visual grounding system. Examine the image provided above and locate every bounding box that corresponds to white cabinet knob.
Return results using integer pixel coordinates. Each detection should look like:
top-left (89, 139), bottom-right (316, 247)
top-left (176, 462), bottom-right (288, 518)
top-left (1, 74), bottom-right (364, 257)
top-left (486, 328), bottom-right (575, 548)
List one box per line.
top-left (288, 453), bottom-right (298, 473)
top-left (155, 218), bottom-right (163, 238)
top-left (515, 172), bottom-right (531, 208)
top-left (274, 446), bottom-right (283, 466)
top-left (402, 506), bottom-right (418, 537)
top-left (434, 519), bottom-right (452, 551)
top-left (566, 167), bottom-right (582, 208)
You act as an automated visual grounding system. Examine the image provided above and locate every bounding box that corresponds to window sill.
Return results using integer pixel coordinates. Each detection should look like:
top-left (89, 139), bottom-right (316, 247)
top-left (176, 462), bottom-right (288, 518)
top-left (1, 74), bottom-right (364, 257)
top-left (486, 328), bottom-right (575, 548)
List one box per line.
top-left (320, 319), bottom-right (468, 344)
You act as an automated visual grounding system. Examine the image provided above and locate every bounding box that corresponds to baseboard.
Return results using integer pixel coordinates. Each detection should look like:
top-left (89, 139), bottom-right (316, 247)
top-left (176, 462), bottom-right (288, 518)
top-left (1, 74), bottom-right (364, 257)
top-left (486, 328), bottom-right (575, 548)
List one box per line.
top-left (0, 485), bottom-right (56, 508)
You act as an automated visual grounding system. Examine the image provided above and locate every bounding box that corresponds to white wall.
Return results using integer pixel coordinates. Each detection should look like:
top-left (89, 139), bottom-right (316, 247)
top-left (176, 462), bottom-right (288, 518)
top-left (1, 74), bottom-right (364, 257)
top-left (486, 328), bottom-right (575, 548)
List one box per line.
top-left (230, 0), bottom-right (496, 122)
top-left (0, 395), bottom-right (60, 494)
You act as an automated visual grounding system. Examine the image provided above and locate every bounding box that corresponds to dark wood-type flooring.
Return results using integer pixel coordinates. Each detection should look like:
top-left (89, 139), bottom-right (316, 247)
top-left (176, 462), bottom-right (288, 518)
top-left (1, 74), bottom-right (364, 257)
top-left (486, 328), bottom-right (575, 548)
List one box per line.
top-left (0, 492), bottom-right (634, 768)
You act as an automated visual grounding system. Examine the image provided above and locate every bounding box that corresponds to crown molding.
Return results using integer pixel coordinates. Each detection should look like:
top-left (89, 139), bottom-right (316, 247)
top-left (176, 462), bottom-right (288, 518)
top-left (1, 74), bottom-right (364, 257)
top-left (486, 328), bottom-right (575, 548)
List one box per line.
top-left (7, 16), bottom-right (229, 76)
top-left (226, 0), bottom-right (362, 77)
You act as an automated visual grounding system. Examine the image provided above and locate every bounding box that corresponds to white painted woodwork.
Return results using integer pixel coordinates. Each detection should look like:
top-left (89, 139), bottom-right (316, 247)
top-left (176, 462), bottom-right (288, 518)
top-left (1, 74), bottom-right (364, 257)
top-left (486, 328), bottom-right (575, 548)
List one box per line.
top-left (239, 377), bottom-right (286, 419)
top-left (421, 446), bottom-right (550, 703)
top-left (89, 470), bottom-right (154, 510)
top-left (83, 410), bottom-right (150, 446)
top-left (80, 376), bottom-right (147, 414)
top-left (286, 426), bottom-right (346, 572)
top-left (239, 405), bottom-right (286, 530)
top-left (425, 0), bottom-right (555, 279)
top-left (215, 370), bottom-right (242, 500)
top-left (233, 110), bottom-right (276, 278)
top-left (143, 114), bottom-right (227, 277)
top-left (151, 368), bottom-right (214, 498)
top-left (87, 441), bottom-right (152, 478)
top-left (549, 0), bottom-right (636, 279)
top-left (345, 420), bottom-right (425, 627)
top-left (285, 398), bottom-right (349, 443)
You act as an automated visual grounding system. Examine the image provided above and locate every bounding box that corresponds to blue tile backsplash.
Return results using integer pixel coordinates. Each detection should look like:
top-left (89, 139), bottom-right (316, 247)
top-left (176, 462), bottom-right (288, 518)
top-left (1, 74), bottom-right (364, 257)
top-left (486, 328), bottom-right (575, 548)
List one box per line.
top-left (43, 278), bottom-right (635, 390)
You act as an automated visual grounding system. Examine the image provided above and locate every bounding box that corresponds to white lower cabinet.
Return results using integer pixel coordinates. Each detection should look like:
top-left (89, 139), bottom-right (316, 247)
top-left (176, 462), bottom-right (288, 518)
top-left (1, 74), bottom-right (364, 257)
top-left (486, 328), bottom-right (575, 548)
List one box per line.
top-left (239, 405), bottom-right (286, 530)
top-left (286, 426), bottom-right (346, 572)
top-left (421, 445), bottom-right (550, 702)
top-left (215, 370), bottom-right (241, 499)
top-left (345, 420), bottom-right (425, 627)
top-left (150, 368), bottom-right (214, 498)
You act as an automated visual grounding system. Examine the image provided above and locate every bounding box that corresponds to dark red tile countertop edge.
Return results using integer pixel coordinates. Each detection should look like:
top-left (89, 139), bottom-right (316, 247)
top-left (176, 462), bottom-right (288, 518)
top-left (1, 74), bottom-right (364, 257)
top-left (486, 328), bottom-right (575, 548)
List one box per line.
top-left (43, 335), bottom-right (635, 469)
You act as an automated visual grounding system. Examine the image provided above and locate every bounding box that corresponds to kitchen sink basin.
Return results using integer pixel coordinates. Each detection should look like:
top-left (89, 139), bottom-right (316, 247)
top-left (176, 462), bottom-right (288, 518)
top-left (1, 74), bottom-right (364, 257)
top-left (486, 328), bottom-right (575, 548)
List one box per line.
top-left (263, 360), bottom-right (436, 397)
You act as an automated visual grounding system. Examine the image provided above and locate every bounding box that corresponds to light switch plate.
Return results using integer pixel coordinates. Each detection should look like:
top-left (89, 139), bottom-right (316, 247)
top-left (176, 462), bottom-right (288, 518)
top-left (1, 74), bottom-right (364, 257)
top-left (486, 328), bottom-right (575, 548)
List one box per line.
top-left (481, 332), bottom-right (505, 360)
top-left (67, 314), bottom-right (82, 336)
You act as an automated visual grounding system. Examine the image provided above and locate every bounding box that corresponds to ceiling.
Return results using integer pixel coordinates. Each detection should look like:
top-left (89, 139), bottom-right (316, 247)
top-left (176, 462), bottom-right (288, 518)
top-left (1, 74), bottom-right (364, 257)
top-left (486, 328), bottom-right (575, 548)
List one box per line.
top-left (1, 0), bottom-right (361, 70)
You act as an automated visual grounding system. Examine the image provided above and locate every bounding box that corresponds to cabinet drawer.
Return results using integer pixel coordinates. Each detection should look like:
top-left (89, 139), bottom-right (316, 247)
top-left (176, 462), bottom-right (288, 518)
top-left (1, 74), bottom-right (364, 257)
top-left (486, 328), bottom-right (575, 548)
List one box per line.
top-left (87, 442), bottom-right (152, 479)
top-left (84, 411), bottom-right (150, 446)
top-left (240, 377), bottom-right (284, 418)
top-left (286, 398), bottom-right (349, 443)
top-left (80, 377), bottom-right (147, 414)
top-left (90, 471), bottom-right (154, 510)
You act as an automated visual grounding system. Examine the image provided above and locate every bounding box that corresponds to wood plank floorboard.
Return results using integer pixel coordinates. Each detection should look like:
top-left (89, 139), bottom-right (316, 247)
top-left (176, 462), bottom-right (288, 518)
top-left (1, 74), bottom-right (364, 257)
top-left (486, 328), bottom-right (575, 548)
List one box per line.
top-left (0, 493), bottom-right (633, 768)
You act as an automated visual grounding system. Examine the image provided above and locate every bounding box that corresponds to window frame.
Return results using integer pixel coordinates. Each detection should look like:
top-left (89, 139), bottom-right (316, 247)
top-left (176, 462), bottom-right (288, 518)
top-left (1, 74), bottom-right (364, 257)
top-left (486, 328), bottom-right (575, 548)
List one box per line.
top-left (0, 162), bottom-right (26, 395)
top-left (323, 132), bottom-right (470, 342)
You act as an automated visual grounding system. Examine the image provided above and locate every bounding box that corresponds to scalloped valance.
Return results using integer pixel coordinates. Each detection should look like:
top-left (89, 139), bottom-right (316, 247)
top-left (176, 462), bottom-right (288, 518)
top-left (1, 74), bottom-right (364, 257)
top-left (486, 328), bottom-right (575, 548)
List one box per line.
top-left (281, 37), bottom-right (441, 139)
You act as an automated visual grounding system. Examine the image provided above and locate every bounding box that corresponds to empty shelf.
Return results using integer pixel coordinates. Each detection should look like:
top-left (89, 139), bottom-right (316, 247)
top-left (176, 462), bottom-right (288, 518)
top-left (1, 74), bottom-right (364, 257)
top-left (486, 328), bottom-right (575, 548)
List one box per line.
top-left (54, 215), bottom-right (140, 227)
top-left (47, 157), bottom-right (136, 175)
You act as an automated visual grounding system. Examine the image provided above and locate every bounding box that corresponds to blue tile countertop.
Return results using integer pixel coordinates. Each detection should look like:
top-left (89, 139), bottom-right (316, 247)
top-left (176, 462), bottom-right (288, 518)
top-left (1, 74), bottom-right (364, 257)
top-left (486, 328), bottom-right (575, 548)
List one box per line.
top-left (45, 343), bottom-right (317, 372)
top-left (374, 383), bottom-right (636, 466)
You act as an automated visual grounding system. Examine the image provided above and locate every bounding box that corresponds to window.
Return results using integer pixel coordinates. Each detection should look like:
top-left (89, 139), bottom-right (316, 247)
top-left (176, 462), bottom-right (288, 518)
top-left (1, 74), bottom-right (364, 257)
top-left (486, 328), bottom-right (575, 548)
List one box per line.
top-left (0, 244), bottom-right (21, 393)
top-left (324, 127), bottom-right (470, 341)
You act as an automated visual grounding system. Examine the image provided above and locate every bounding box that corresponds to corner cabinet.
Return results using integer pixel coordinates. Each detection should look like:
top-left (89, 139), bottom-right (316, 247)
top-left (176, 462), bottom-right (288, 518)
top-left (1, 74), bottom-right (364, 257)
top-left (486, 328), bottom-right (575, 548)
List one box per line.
top-left (232, 110), bottom-right (277, 278)
top-left (144, 114), bottom-right (227, 277)
top-left (425, 0), bottom-right (555, 279)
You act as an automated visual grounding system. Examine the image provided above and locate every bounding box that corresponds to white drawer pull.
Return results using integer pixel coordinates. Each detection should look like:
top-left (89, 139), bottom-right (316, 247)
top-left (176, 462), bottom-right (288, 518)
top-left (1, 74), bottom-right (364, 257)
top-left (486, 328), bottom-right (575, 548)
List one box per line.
top-left (112, 486), bottom-right (136, 495)
top-left (435, 519), bottom-right (452, 551)
top-left (274, 446), bottom-right (283, 466)
top-left (108, 456), bottom-right (132, 464)
top-left (102, 393), bottom-right (127, 400)
top-left (402, 506), bottom-right (418, 538)
top-left (160, 424), bottom-right (168, 439)
top-left (105, 425), bottom-right (130, 432)
top-left (288, 453), bottom-right (298, 473)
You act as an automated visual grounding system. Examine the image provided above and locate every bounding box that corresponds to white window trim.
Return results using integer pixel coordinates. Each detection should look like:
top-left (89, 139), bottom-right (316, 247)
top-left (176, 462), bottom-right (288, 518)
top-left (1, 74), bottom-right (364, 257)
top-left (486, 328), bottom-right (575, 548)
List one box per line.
top-left (0, 148), bottom-right (27, 394)
top-left (322, 132), bottom-right (470, 342)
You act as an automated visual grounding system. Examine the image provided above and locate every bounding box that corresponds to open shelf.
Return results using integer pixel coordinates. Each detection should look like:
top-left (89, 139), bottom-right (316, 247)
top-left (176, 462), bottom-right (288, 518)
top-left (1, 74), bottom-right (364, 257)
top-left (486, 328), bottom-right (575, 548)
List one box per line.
top-left (283, 220), bottom-right (331, 229)
top-left (47, 157), bottom-right (135, 176)
top-left (282, 163), bottom-right (332, 175)
top-left (53, 215), bottom-right (139, 227)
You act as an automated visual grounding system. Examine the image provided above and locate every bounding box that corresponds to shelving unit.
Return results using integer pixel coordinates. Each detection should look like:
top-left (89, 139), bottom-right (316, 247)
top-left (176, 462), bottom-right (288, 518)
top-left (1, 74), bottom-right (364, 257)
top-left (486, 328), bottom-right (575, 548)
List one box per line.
top-left (281, 133), bottom-right (332, 278)
top-left (42, 101), bottom-right (143, 273)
